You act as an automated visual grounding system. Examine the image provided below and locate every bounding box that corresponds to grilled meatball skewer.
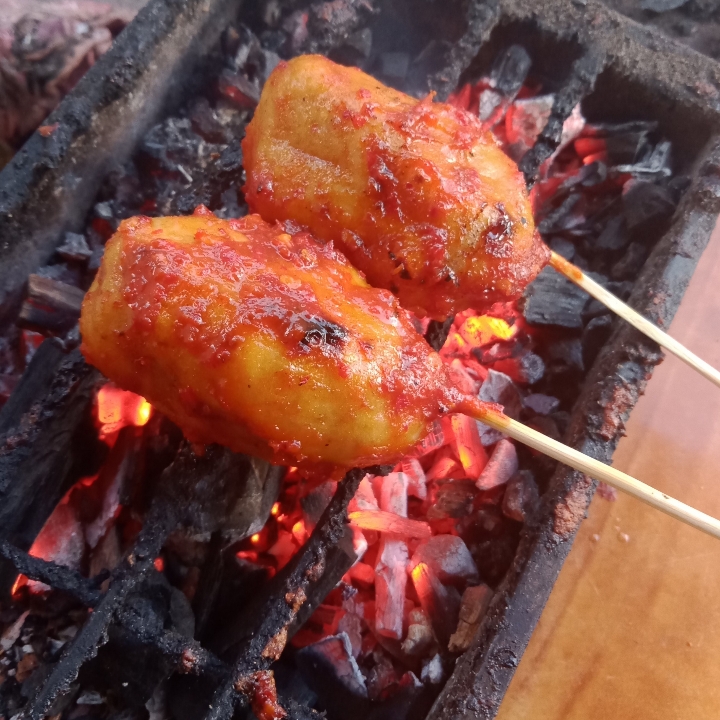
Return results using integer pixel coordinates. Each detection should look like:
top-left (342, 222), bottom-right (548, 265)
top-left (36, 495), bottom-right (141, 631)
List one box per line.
top-left (243, 54), bottom-right (720, 389)
top-left (80, 211), bottom-right (720, 539)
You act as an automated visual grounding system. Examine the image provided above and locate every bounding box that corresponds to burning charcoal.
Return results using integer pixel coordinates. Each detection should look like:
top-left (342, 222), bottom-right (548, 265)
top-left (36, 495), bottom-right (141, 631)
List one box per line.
top-left (505, 95), bottom-right (554, 159)
top-left (337, 593), bottom-right (364, 657)
top-left (470, 533), bottom-right (520, 587)
top-left (400, 608), bottom-right (436, 658)
top-left (379, 472), bottom-right (407, 515)
top-left (400, 458), bottom-right (427, 500)
top-left (501, 470), bottom-right (539, 522)
top-left (549, 237), bottom-right (575, 261)
top-left (298, 633), bottom-right (368, 698)
top-left (177, 454), bottom-right (282, 543)
top-left (476, 440), bottom-right (518, 491)
top-left (296, 0), bottom-right (376, 56)
top-left (523, 393), bottom-right (559, 415)
top-left (426, 479), bottom-right (477, 520)
top-left (420, 654), bottom-right (444, 684)
top-left (218, 70), bottom-right (261, 108)
top-left (448, 358), bottom-right (481, 395)
top-left (476, 370), bottom-right (522, 444)
top-left (18, 501), bottom-right (84, 594)
top-left (350, 475), bottom-right (379, 512)
top-left (582, 314), bottom-right (614, 368)
top-left (492, 45), bottom-right (532, 96)
top-left (411, 421), bottom-right (444, 457)
top-left (547, 337), bottom-right (584, 373)
top-left (448, 584), bottom-right (493, 653)
top-left (478, 44), bottom-right (532, 126)
top-left (346, 562), bottom-right (375, 587)
top-left (537, 193), bottom-right (582, 235)
top-left (57, 232), bottom-right (92, 263)
top-left (302, 480), bottom-right (338, 530)
top-left (425, 452), bottom-right (463, 483)
top-left (189, 98), bottom-right (229, 144)
top-left (351, 527), bottom-right (368, 562)
top-left (409, 535), bottom-right (479, 587)
top-left (379, 52), bottom-right (410, 85)
top-left (450, 415), bottom-right (488, 480)
top-left (521, 266), bottom-right (589, 329)
top-left (622, 179), bottom-right (676, 231)
top-left (459, 314), bottom-right (517, 348)
top-left (366, 649), bottom-right (397, 701)
top-left (375, 537), bottom-right (408, 640)
top-left (18, 274), bottom-right (85, 332)
top-left (411, 563), bottom-right (461, 648)
top-left (616, 140), bottom-right (672, 180)
top-left (349, 510), bottom-right (431, 539)
top-left (89, 526), bottom-right (122, 578)
top-left (491, 350), bottom-right (545, 385)
top-left (375, 472), bottom-right (409, 639)
top-left (612, 241), bottom-right (648, 280)
top-left (595, 215), bottom-right (630, 252)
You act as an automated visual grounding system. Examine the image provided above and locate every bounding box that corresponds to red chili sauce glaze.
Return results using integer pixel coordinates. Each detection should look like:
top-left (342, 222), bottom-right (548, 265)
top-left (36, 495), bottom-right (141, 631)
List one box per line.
top-left (80, 209), bottom-right (458, 471)
top-left (242, 54), bottom-right (550, 321)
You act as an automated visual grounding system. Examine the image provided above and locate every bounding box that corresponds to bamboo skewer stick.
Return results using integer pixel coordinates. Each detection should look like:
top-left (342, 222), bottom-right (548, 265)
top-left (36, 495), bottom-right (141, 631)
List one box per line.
top-left (549, 251), bottom-right (720, 389)
top-left (458, 398), bottom-right (720, 540)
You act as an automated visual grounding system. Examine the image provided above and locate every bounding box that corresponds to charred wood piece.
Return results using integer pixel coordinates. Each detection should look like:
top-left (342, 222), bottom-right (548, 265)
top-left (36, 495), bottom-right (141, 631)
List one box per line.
top-left (425, 317), bottom-right (454, 353)
top-left (18, 446), bottom-right (203, 720)
top-left (0, 539), bottom-right (102, 606)
top-left (203, 466), bottom-right (376, 720)
top-left (520, 49), bottom-right (606, 185)
top-left (18, 275), bottom-right (85, 333)
top-left (0, 345), bottom-right (101, 594)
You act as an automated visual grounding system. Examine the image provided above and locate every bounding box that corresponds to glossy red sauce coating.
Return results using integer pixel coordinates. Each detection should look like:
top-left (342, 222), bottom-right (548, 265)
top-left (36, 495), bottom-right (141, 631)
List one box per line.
top-left (242, 55), bottom-right (550, 320)
top-left (80, 210), bottom-right (470, 471)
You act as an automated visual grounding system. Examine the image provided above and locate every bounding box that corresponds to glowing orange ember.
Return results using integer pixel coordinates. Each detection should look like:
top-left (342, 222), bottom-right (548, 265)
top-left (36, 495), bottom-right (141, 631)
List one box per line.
top-left (251, 533), bottom-right (261, 544)
top-left (459, 315), bottom-right (516, 348)
top-left (271, 502), bottom-right (280, 516)
top-left (97, 383), bottom-right (152, 435)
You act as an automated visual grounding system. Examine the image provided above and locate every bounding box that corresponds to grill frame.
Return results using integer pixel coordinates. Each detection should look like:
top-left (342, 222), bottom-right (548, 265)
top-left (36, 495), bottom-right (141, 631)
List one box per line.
top-left (1, 0), bottom-right (720, 718)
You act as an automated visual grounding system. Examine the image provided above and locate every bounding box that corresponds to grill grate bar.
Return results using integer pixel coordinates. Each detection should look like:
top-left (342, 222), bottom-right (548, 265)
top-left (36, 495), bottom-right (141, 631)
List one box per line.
top-left (0, 540), bottom-right (102, 606)
top-left (19, 473), bottom-right (182, 720)
top-left (202, 467), bottom-right (370, 720)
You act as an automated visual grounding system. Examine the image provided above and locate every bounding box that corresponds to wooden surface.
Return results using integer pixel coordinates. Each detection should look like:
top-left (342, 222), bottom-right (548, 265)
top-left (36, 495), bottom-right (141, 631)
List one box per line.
top-left (497, 217), bottom-right (720, 720)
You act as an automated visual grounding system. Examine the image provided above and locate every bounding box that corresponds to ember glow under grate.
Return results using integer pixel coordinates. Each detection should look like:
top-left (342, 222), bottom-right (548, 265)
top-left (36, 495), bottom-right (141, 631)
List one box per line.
top-left (1, 1), bottom-right (720, 720)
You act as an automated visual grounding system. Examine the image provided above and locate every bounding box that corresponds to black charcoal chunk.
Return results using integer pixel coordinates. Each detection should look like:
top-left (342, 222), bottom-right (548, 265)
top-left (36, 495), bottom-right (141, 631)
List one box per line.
top-left (331, 27), bottom-right (372, 66)
top-left (477, 370), bottom-right (522, 445)
top-left (523, 394), bottom-right (559, 415)
top-left (537, 193), bottom-right (582, 235)
top-left (547, 337), bottom-right (584, 372)
top-left (595, 215), bottom-right (630, 252)
top-left (57, 232), bottom-right (92, 262)
top-left (616, 141), bottom-right (672, 180)
top-left (622, 179), bottom-right (676, 231)
top-left (491, 45), bottom-right (531, 96)
top-left (297, 634), bottom-right (369, 719)
top-left (522, 267), bottom-right (589, 329)
top-left (549, 237), bottom-right (575, 261)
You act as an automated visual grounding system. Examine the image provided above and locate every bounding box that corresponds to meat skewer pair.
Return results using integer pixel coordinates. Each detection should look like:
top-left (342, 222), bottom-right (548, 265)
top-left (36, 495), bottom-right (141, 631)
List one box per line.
top-left (242, 54), bottom-right (720, 388)
top-left (79, 210), bottom-right (720, 540)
